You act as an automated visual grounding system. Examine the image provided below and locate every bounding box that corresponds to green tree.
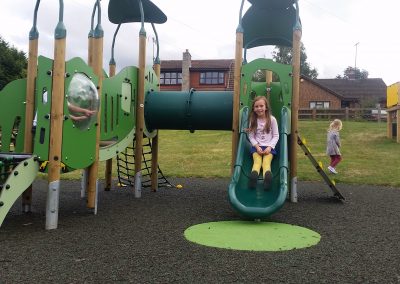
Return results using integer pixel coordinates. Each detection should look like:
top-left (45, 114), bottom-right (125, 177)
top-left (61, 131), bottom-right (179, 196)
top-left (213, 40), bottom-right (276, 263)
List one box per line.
top-left (0, 36), bottom-right (27, 90)
top-left (272, 43), bottom-right (318, 79)
top-left (336, 66), bottom-right (369, 80)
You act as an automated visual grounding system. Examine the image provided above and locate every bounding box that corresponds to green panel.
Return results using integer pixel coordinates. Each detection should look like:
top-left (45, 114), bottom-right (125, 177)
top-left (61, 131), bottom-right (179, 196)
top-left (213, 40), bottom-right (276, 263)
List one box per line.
top-left (0, 156), bottom-right (39, 228)
top-left (144, 90), bottom-right (233, 131)
top-left (121, 82), bottom-right (132, 113)
top-left (108, 0), bottom-right (167, 24)
top-left (242, 2), bottom-right (298, 48)
top-left (99, 128), bottom-right (134, 161)
top-left (99, 65), bottom-right (159, 160)
top-left (33, 56), bottom-right (54, 162)
top-left (240, 58), bottom-right (292, 126)
top-left (100, 66), bottom-right (137, 144)
top-left (0, 79), bottom-right (27, 153)
top-left (62, 57), bottom-right (99, 170)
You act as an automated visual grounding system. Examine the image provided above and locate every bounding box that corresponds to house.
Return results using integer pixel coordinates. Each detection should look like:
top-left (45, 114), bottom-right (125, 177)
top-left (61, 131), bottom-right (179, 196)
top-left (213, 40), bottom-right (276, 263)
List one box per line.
top-left (299, 76), bottom-right (343, 109)
top-left (312, 78), bottom-right (387, 108)
top-left (295, 76), bottom-right (387, 109)
top-left (160, 50), bottom-right (234, 92)
top-left (160, 51), bottom-right (387, 109)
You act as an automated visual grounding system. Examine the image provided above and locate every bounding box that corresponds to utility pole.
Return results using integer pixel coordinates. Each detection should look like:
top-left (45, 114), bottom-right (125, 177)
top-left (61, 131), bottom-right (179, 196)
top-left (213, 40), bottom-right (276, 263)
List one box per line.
top-left (354, 42), bottom-right (359, 79)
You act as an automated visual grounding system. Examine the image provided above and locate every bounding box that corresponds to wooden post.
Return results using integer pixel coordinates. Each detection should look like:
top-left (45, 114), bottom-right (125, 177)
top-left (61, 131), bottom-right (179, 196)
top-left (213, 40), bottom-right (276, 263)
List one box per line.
top-left (134, 28), bottom-right (147, 197)
top-left (22, 32), bottom-right (39, 213)
top-left (88, 36), bottom-right (94, 68)
top-left (397, 108), bottom-right (400, 143)
top-left (377, 105), bottom-right (382, 123)
top-left (46, 22), bottom-right (66, 229)
top-left (151, 63), bottom-right (160, 191)
top-left (231, 29), bottom-right (243, 173)
top-left (289, 27), bottom-right (302, 203)
top-left (266, 70), bottom-right (272, 101)
top-left (387, 110), bottom-right (393, 139)
top-left (82, 4), bottom-right (96, 199)
top-left (266, 70), bottom-right (272, 85)
top-left (87, 33), bottom-right (104, 210)
top-left (312, 108), bottom-right (316, 120)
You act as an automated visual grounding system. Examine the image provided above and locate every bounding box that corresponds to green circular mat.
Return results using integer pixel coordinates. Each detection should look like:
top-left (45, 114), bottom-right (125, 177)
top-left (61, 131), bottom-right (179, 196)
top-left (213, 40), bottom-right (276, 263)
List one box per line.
top-left (184, 221), bottom-right (320, 251)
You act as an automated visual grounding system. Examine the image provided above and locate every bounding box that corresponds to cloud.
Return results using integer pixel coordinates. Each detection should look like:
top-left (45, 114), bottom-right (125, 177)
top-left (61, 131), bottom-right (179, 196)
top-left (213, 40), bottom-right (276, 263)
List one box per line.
top-left (1, 0), bottom-right (399, 84)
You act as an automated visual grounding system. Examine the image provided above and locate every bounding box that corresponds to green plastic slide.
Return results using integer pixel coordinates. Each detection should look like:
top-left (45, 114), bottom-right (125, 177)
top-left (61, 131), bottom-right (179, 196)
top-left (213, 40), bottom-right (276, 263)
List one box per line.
top-left (228, 106), bottom-right (290, 219)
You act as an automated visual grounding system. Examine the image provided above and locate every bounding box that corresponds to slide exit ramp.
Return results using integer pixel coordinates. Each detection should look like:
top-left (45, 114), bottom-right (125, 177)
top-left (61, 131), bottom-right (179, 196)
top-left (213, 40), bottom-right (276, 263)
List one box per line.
top-left (0, 155), bottom-right (39, 227)
top-left (228, 106), bottom-right (290, 219)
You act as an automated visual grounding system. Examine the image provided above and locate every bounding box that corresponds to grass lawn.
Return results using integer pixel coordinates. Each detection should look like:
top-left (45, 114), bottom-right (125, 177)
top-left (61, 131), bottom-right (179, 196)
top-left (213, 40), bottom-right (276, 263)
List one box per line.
top-left (62, 120), bottom-right (400, 187)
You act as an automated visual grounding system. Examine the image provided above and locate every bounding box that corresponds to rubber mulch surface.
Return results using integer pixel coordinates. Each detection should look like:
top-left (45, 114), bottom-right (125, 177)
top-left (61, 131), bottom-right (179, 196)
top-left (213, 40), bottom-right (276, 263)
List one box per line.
top-left (0, 178), bottom-right (399, 283)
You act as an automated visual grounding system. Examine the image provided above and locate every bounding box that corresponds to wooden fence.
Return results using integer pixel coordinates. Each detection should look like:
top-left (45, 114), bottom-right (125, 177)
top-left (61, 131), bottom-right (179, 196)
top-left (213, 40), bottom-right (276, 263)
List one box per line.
top-left (299, 107), bottom-right (388, 122)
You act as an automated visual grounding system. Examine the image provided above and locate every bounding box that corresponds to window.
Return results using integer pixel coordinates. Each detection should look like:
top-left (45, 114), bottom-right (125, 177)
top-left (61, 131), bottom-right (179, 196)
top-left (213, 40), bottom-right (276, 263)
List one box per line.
top-left (309, 101), bottom-right (330, 109)
top-left (160, 72), bottom-right (182, 85)
top-left (200, 72), bottom-right (224, 85)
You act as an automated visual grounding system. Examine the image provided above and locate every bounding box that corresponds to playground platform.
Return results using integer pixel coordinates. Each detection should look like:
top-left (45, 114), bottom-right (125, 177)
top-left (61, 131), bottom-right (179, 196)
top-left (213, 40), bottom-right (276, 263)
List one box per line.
top-left (0, 178), bottom-right (399, 283)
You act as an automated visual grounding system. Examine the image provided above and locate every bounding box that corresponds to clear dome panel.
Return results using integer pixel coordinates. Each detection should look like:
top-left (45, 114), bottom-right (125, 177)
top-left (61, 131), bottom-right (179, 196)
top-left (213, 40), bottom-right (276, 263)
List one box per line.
top-left (66, 73), bottom-right (99, 130)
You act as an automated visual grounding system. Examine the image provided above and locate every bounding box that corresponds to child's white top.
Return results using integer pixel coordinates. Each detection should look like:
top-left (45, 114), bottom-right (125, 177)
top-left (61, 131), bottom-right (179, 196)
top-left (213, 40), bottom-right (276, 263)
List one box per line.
top-left (248, 116), bottom-right (279, 149)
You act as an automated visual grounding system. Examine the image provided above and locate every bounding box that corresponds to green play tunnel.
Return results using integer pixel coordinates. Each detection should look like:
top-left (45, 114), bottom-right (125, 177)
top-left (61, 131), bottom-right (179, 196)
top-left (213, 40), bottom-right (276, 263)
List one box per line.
top-left (144, 89), bottom-right (233, 132)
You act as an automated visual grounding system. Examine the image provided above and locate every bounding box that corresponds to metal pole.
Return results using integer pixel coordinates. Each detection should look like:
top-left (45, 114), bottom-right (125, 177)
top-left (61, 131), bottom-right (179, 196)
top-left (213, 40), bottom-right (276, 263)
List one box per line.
top-left (354, 42), bottom-right (359, 79)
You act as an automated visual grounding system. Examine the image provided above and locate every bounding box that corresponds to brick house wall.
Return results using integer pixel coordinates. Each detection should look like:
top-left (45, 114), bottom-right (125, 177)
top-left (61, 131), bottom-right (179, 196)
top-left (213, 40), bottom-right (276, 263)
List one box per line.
top-left (160, 50), bottom-right (234, 92)
top-left (300, 78), bottom-right (342, 109)
top-left (189, 72), bottom-right (230, 91)
top-left (160, 82), bottom-right (181, 91)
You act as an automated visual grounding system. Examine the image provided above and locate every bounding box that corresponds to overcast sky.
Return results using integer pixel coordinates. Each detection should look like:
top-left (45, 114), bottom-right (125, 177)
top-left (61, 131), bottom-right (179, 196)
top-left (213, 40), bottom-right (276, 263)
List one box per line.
top-left (1, 0), bottom-right (399, 85)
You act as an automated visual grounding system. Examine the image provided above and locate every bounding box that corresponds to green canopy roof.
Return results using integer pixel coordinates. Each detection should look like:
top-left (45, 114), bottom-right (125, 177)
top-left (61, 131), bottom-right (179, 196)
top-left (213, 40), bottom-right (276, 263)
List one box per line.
top-left (243, 0), bottom-right (299, 48)
top-left (248, 0), bottom-right (296, 9)
top-left (108, 0), bottom-right (167, 24)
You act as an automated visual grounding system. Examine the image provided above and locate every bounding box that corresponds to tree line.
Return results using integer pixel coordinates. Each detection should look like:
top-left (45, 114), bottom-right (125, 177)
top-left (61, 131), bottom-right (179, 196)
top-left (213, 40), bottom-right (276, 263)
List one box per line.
top-left (0, 36), bottom-right (27, 91)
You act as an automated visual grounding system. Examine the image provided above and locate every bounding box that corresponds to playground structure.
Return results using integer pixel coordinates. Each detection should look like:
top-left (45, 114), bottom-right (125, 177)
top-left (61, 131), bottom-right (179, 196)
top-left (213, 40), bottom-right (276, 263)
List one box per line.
top-left (386, 82), bottom-right (400, 143)
top-left (0, 0), bottom-right (342, 230)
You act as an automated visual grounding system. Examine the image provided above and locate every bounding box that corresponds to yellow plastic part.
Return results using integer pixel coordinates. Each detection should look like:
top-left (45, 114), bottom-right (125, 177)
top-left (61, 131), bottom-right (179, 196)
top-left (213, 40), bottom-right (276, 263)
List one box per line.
top-left (318, 161), bottom-right (323, 168)
top-left (387, 82), bottom-right (399, 107)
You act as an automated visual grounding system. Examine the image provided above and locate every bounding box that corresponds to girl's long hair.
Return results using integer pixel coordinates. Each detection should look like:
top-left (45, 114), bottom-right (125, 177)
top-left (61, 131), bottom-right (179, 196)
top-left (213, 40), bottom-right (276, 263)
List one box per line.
top-left (248, 96), bottom-right (272, 134)
top-left (328, 119), bottom-right (343, 131)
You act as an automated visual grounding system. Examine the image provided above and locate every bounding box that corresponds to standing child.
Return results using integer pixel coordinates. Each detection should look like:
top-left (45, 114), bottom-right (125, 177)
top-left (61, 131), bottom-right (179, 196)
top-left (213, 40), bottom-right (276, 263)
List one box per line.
top-left (326, 119), bottom-right (343, 174)
top-left (247, 96), bottom-right (279, 190)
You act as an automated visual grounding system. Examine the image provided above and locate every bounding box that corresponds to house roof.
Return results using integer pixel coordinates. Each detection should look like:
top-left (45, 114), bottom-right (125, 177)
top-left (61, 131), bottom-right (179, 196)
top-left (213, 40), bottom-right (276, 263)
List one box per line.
top-left (301, 75), bottom-right (344, 99)
top-left (161, 59), bottom-right (234, 71)
top-left (315, 78), bottom-right (387, 101)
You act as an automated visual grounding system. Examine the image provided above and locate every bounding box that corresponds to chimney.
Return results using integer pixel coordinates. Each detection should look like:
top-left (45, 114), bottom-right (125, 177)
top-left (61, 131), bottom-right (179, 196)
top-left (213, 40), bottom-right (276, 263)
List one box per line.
top-left (182, 49), bottom-right (191, 91)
